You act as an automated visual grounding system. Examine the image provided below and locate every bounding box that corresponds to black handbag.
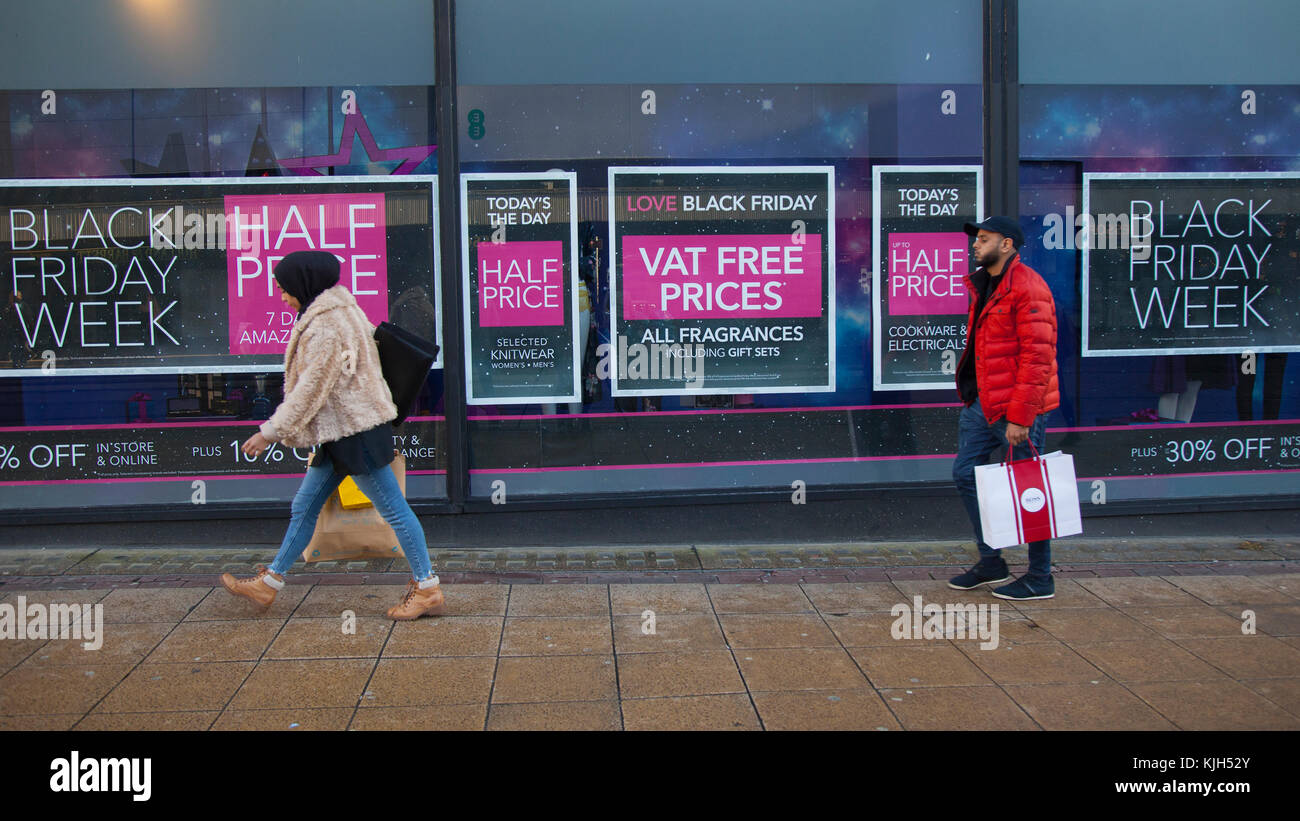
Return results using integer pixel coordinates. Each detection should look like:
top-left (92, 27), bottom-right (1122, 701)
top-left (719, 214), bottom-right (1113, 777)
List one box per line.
top-left (373, 321), bottom-right (439, 427)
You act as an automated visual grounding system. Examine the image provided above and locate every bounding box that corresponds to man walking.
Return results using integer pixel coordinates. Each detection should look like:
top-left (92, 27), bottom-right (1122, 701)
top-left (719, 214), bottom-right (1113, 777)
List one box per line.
top-left (948, 216), bottom-right (1060, 600)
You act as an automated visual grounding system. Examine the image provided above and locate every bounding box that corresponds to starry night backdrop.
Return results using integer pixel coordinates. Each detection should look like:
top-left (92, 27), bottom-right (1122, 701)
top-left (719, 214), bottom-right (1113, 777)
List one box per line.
top-left (0, 85), bottom-right (438, 427)
top-left (1021, 84), bottom-right (1300, 426)
top-left (4, 81), bottom-right (1295, 431)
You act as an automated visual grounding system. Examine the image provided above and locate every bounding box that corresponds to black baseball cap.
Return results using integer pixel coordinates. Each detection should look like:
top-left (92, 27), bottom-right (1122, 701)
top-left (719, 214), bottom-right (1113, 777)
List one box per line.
top-left (963, 216), bottom-right (1024, 249)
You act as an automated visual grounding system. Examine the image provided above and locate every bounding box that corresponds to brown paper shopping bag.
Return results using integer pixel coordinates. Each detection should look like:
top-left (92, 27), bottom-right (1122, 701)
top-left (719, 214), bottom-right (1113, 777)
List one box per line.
top-left (300, 451), bottom-right (407, 562)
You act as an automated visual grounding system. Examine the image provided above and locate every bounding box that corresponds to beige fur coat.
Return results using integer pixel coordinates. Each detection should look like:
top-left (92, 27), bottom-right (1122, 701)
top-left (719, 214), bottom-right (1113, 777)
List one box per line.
top-left (259, 285), bottom-right (397, 448)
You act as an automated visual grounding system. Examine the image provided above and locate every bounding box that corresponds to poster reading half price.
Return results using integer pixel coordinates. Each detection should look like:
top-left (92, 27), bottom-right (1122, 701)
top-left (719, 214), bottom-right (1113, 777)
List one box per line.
top-left (460, 172), bottom-right (580, 404)
top-left (872, 165), bottom-right (982, 391)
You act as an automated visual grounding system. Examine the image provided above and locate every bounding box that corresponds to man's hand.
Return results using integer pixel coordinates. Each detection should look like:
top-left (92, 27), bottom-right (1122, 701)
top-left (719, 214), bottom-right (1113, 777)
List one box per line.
top-left (241, 431), bottom-right (272, 458)
top-left (1005, 422), bottom-right (1030, 447)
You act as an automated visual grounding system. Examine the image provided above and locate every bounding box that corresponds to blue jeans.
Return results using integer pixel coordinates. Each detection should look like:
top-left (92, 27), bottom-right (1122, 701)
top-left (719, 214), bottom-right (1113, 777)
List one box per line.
top-left (952, 399), bottom-right (1052, 583)
top-left (268, 455), bottom-right (434, 581)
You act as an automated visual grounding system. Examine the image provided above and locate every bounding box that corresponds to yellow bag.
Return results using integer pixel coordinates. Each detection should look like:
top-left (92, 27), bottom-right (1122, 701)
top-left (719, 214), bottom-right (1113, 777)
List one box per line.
top-left (337, 476), bottom-right (373, 510)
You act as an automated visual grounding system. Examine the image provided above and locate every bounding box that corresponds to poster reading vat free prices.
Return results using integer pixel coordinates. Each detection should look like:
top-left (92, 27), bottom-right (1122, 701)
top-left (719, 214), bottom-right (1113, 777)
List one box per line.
top-left (609, 166), bottom-right (835, 396)
top-left (460, 173), bottom-right (580, 404)
top-left (872, 165), bottom-right (982, 391)
top-left (1083, 172), bottom-right (1300, 357)
top-left (0, 176), bottom-right (442, 375)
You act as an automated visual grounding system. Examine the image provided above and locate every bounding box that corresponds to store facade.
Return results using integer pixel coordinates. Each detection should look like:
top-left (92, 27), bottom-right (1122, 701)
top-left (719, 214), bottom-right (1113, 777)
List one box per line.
top-left (1, 0), bottom-right (1297, 526)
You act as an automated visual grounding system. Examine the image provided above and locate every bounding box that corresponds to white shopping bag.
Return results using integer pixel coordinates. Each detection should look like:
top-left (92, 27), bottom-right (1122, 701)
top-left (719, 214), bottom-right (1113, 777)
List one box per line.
top-left (974, 448), bottom-right (1083, 549)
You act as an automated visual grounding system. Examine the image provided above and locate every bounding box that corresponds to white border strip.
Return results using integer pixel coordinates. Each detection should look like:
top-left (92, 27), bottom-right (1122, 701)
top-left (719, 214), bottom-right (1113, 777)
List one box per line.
top-left (459, 171), bottom-right (580, 405)
top-left (1081, 171), bottom-right (1300, 358)
top-left (608, 165), bottom-right (836, 397)
top-left (871, 164), bottom-right (983, 392)
top-left (0, 174), bottom-right (443, 375)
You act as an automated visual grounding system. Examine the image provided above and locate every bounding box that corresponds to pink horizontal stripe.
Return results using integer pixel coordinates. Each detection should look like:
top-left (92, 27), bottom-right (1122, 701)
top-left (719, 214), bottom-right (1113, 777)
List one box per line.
top-left (2, 420), bottom-right (264, 433)
top-left (2, 415), bottom-right (447, 433)
top-left (471, 453), bottom-right (956, 474)
top-left (1078, 468), bottom-right (1300, 481)
top-left (1049, 418), bottom-right (1300, 434)
top-left (0, 469), bottom-right (447, 487)
top-left (475, 402), bottom-right (963, 421)
top-left (0, 472), bottom-right (306, 487)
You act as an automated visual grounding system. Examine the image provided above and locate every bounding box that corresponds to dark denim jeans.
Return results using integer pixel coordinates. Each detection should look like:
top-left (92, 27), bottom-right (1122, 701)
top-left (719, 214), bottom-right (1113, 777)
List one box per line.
top-left (952, 399), bottom-right (1052, 583)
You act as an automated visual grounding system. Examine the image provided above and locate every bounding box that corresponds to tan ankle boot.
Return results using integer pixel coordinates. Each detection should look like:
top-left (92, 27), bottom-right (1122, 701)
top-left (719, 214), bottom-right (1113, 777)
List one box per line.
top-left (219, 565), bottom-right (284, 608)
top-left (388, 578), bottom-right (445, 620)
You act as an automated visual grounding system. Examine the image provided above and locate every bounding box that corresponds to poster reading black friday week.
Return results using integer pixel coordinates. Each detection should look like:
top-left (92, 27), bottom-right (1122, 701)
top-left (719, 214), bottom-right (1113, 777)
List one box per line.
top-left (1083, 172), bottom-right (1300, 357)
top-left (0, 176), bottom-right (442, 375)
top-left (609, 166), bottom-right (834, 396)
top-left (872, 165), bottom-right (982, 391)
top-left (460, 172), bottom-right (580, 404)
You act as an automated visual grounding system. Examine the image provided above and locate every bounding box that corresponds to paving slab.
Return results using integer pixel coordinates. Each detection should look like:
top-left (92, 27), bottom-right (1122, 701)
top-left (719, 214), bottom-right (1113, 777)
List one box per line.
top-left (485, 700), bottom-right (621, 731)
top-left (849, 643), bottom-right (995, 688)
top-left (1069, 639), bottom-right (1231, 683)
top-left (1002, 681), bottom-right (1178, 731)
top-left (24, 622), bottom-right (172, 666)
top-left (717, 614), bottom-right (839, 649)
top-left (382, 617), bottom-right (503, 658)
top-left (506, 584), bottom-right (609, 617)
top-left (0, 662), bottom-right (136, 715)
top-left (621, 694), bottom-right (760, 731)
top-left (617, 650), bottom-right (745, 699)
top-left (734, 647), bottom-right (869, 691)
top-left (226, 659), bottom-right (372, 710)
top-left (97, 662), bottom-right (253, 713)
top-left (73, 711), bottom-right (218, 731)
top-left (612, 614), bottom-right (729, 654)
top-left (145, 620), bottom-right (284, 663)
top-left (609, 583), bottom-right (712, 615)
top-left (265, 617), bottom-right (391, 660)
top-left (491, 655), bottom-right (617, 703)
top-left (500, 617), bottom-right (613, 657)
top-left (1173, 636), bottom-right (1300, 679)
top-left (880, 686), bottom-right (1040, 731)
top-left (751, 689), bottom-right (900, 731)
top-left (349, 703), bottom-right (488, 731)
top-left (364, 657), bottom-right (496, 707)
top-left (211, 707), bottom-right (354, 731)
top-left (1126, 680), bottom-right (1300, 730)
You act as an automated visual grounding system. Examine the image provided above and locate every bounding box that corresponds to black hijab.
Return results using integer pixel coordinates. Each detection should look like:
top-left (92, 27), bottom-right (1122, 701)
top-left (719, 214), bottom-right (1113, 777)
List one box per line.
top-left (273, 251), bottom-right (340, 316)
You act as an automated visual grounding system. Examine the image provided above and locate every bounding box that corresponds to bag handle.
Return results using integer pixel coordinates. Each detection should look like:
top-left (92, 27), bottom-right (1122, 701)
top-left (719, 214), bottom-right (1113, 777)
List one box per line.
top-left (1005, 437), bottom-right (1041, 463)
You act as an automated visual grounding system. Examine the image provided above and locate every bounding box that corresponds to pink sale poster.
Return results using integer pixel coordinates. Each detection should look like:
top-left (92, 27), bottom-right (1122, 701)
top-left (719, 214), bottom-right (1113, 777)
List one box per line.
top-left (225, 192), bottom-right (390, 355)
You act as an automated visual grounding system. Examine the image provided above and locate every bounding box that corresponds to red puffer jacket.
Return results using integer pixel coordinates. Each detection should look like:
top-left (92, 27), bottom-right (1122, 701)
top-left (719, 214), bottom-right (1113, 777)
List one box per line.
top-left (956, 254), bottom-right (1060, 426)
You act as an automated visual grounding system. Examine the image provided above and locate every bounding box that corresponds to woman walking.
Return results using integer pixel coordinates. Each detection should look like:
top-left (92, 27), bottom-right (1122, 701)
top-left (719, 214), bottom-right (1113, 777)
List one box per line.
top-left (221, 250), bottom-right (444, 619)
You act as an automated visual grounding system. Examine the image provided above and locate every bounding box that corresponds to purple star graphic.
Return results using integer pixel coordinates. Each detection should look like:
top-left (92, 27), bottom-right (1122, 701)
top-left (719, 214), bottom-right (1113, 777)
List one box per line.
top-left (277, 110), bottom-right (436, 175)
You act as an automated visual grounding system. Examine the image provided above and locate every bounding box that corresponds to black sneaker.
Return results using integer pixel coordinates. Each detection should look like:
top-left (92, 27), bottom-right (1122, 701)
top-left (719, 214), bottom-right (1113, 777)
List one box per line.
top-left (947, 560), bottom-right (1011, 590)
top-left (991, 576), bottom-right (1055, 600)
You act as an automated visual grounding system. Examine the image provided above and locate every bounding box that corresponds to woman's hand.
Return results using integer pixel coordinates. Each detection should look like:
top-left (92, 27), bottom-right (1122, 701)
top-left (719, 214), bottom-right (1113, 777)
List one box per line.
top-left (241, 431), bottom-right (272, 458)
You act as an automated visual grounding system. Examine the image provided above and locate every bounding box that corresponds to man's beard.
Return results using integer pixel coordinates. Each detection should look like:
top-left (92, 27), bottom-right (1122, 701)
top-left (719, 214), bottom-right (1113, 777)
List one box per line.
top-left (974, 247), bottom-right (1001, 269)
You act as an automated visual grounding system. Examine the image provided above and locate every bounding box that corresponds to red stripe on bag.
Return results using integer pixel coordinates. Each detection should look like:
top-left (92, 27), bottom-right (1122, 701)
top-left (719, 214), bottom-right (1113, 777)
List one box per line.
top-left (1039, 458), bottom-right (1058, 538)
top-left (1010, 456), bottom-right (1053, 543)
top-left (1005, 461), bottom-right (1024, 545)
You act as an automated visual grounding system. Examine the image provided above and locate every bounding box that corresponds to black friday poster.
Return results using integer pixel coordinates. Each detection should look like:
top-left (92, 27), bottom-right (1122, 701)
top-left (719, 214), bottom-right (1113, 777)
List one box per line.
top-left (1083, 172), bottom-right (1300, 357)
top-left (1, 176), bottom-right (443, 375)
top-left (460, 172), bottom-right (580, 404)
top-left (609, 166), bottom-right (835, 396)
